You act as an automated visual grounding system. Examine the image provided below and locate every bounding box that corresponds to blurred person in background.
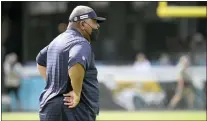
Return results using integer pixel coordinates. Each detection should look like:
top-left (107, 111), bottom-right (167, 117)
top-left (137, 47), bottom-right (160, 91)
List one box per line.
top-left (57, 23), bottom-right (67, 34)
top-left (4, 53), bottom-right (22, 111)
top-left (189, 33), bottom-right (206, 65)
top-left (2, 15), bottom-right (11, 94)
top-left (168, 55), bottom-right (195, 109)
top-left (205, 80), bottom-right (207, 109)
top-left (133, 52), bottom-right (151, 71)
top-left (158, 53), bottom-right (171, 66)
top-left (99, 74), bottom-right (125, 110)
top-left (189, 33), bottom-right (206, 109)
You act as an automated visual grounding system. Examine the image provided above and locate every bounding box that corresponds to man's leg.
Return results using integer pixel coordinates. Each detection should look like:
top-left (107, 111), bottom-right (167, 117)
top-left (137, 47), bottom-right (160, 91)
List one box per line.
top-left (63, 102), bottom-right (96, 121)
top-left (168, 88), bottom-right (183, 109)
top-left (6, 87), bottom-right (12, 112)
top-left (185, 87), bottom-right (195, 109)
top-left (39, 98), bottom-right (63, 121)
top-left (62, 105), bottom-right (76, 121)
top-left (13, 87), bottom-right (21, 111)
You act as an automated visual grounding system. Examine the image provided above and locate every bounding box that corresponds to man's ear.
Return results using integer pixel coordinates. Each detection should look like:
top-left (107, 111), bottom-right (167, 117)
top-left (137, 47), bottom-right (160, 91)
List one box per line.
top-left (79, 21), bottom-right (85, 30)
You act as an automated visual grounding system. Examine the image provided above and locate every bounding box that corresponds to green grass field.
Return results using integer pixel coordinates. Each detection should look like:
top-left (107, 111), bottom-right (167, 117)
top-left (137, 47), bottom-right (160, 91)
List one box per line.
top-left (2, 111), bottom-right (206, 120)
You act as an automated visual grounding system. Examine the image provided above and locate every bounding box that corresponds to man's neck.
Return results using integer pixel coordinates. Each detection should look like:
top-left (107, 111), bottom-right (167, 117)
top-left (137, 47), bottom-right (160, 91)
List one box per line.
top-left (67, 24), bottom-right (91, 42)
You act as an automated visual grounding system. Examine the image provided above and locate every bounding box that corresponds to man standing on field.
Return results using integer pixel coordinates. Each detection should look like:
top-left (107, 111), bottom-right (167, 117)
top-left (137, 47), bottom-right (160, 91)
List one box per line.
top-left (36, 5), bottom-right (106, 121)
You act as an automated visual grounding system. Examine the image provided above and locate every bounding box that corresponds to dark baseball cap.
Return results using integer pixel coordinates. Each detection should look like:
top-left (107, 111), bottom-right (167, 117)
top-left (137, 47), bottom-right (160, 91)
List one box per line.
top-left (69, 5), bottom-right (106, 23)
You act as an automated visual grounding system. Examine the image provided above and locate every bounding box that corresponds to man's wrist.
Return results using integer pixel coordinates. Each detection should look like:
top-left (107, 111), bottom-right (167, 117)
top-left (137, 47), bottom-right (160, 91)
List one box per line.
top-left (73, 90), bottom-right (81, 97)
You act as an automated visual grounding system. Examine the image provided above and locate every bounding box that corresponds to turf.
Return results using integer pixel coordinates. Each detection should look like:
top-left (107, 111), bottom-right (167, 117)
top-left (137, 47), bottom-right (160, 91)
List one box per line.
top-left (2, 111), bottom-right (206, 120)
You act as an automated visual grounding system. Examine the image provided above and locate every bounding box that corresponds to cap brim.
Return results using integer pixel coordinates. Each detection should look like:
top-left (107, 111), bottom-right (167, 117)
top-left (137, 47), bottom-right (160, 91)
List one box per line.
top-left (95, 17), bottom-right (106, 23)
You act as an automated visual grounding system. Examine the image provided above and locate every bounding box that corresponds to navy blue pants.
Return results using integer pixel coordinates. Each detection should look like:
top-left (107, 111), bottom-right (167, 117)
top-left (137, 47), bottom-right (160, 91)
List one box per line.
top-left (39, 96), bottom-right (96, 121)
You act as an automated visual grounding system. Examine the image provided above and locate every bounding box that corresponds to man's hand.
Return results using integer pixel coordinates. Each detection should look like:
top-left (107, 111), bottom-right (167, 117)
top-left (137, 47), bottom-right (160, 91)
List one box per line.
top-left (63, 90), bottom-right (80, 108)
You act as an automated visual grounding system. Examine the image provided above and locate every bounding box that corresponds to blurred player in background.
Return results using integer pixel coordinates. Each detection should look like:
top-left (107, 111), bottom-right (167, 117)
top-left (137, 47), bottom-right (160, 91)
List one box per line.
top-left (36, 5), bottom-right (106, 121)
top-left (158, 53), bottom-right (171, 66)
top-left (57, 23), bottom-right (67, 34)
top-left (4, 53), bottom-right (22, 111)
top-left (168, 55), bottom-right (195, 109)
top-left (133, 52), bottom-right (151, 71)
top-left (189, 33), bottom-right (206, 65)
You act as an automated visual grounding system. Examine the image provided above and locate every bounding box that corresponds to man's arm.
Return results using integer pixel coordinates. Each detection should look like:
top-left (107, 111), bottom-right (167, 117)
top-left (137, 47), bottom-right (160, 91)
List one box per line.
top-left (67, 41), bottom-right (91, 99)
top-left (36, 46), bottom-right (48, 80)
top-left (68, 63), bottom-right (85, 97)
top-left (37, 64), bottom-right (47, 80)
